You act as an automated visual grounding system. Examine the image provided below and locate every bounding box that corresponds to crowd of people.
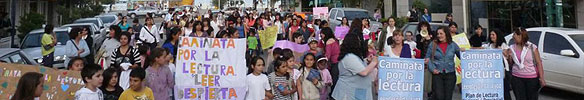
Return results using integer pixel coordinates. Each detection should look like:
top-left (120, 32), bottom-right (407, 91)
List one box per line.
top-left (13, 7), bottom-right (545, 100)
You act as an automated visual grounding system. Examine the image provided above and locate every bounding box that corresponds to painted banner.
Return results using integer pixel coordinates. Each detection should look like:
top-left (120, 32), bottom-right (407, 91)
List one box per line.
top-left (272, 40), bottom-right (309, 53)
top-left (377, 57), bottom-right (424, 100)
top-left (334, 26), bottom-right (350, 39)
top-left (0, 63), bottom-right (83, 100)
top-left (460, 49), bottom-right (504, 100)
top-left (259, 26), bottom-right (278, 49)
top-left (174, 37), bottom-right (247, 100)
top-left (313, 7), bottom-right (329, 20)
top-left (452, 33), bottom-right (471, 84)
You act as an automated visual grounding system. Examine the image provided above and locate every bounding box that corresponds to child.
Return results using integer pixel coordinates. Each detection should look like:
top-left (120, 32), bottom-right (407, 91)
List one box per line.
top-left (247, 29), bottom-right (259, 57)
top-left (145, 48), bottom-right (175, 100)
top-left (119, 68), bottom-right (155, 100)
top-left (281, 49), bottom-right (302, 100)
top-left (137, 46), bottom-right (149, 68)
top-left (306, 39), bottom-right (322, 56)
top-left (293, 32), bottom-right (303, 44)
top-left (68, 57), bottom-right (85, 71)
top-left (268, 57), bottom-right (297, 100)
top-left (246, 56), bottom-right (274, 100)
top-left (298, 53), bottom-right (323, 100)
top-left (100, 68), bottom-right (124, 100)
top-left (317, 56), bottom-right (332, 100)
top-left (75, 64), bottom-right (104, 100)
top-left (265, 48), bottom-right (283, 74)
top-left (12, 72), bottom-right (44, 100)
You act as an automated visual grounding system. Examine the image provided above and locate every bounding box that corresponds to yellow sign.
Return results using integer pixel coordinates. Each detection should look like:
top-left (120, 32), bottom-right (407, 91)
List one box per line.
top-left (452, 33), bottom-right (470, 84)
top-left (259, 26), bottom-right (279, 49)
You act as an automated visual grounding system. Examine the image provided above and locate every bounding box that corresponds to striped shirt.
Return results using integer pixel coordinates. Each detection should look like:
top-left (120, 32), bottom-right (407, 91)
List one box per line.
top-left (110, 46), bottom-right (141, 68)
top-left (268, 73), bottom-right (293, 100)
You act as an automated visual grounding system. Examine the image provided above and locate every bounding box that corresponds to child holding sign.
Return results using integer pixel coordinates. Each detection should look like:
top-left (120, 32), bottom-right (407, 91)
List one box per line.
top-left (246, 56), bottom-right (274, 100)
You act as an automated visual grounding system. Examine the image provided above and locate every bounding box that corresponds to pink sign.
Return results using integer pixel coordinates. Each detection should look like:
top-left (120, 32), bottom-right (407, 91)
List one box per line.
top-left (334, 26), bottom-right (350, 39)
top-left (313, 7), bottom-right (329, 19)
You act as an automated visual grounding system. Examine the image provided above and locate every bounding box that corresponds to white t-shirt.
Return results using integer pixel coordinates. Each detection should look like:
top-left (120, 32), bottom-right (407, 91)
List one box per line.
top-left (405, 40), bottom-right (417, 50)
top-left (74, 87), bottom-right (104, 100)
top-left (246, 74), bottom-right (271, 100)
top-left (119, 69), bottom-right (132, 90)
top-left (183, 27), bottom-right (193, 37)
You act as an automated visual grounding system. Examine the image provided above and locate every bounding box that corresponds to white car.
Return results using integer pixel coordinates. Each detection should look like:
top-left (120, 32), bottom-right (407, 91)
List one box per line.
top-left (73, 18), bottom-right (105, 30)
top-left (128, 7), bottom-right (159, 18)
top-left (505, 27), bottom-right (584, 94)
top-left (95, 14), bottom-right (119, 28)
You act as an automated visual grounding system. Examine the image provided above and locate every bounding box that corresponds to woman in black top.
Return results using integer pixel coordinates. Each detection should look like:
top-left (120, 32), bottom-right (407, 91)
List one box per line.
top-left (110, 32), bottom-right (141, 69)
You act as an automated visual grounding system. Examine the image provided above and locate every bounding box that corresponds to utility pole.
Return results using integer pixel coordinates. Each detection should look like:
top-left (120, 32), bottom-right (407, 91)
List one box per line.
top-left (10, 0), bottom-right (16, 48)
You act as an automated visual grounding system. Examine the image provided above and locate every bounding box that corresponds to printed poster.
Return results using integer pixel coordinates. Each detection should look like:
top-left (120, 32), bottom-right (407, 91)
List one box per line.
top-left (174, 37), bottom-right (247, 100)
top-left (377, 57), bottom-right (424, 100)
top-left (460, 49), bottom-right (504, 100)
top-left (313, 7), bottom-right (329, 20)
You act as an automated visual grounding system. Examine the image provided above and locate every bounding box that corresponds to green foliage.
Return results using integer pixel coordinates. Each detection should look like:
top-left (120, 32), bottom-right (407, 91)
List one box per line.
top-left (394, 16), bottom-right (409, 28)
top-left (17, 13), bottom-right (45, 39)
top-left (412, 0), bottom-right (427, 10)
top-left (57, 4), bottom-right (103, 24)
top-left (341, 0), bottom-right (360, 7)
top-left (100, 0), bottom-right (115, 4)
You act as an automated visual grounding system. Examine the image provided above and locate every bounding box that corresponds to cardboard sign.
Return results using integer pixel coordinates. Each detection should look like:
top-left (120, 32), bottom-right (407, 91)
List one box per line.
top-left (453, 33), bottom-right (471, 84)
top-left (377, 57), bottom-right (424, 100)
top-left (259, 26), bottom-right (279, 49)
top-left (0, 63), bottom-right (83, 100)
top-left (460, 49), bottom-right (504, 100)
top-left (174, 37), bottom-right (247, 100)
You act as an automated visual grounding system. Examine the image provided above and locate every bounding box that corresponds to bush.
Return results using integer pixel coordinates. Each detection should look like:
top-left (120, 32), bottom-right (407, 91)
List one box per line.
top-left (413, 0), bottom-right (427, 10)
top-left (17, 13), bottom-right (45, 39)
top-left (395, 16), bottom-right (409, 28)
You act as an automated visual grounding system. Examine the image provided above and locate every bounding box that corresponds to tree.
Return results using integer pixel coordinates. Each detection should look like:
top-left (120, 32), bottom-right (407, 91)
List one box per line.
top-left (100, 0), bottom-right (114, 4)
top-left (17, 13), bottom-right (45, 40)
top-left (412, 0), bottom-right (427, 10)
top-left (341, 0), bottom-right (361, 7)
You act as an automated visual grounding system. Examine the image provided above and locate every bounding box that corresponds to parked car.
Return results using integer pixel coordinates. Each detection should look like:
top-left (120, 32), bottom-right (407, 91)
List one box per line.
top-left (73, 18), bottom-right (105, 30)
top-left (128, 7), bottom-right (159, 18)
top-left (328, 8), bottom-right (382, 31)
top-left (504, 27), bottom-right (584, 94)
top-left (95, 14), bottom-right (119, 28)
top-left (0, 48), bottom-right (38, 65)
top-left (20, 27), bottom-right (72, 68)
top-left (61, 23), bottom-right (107, 54)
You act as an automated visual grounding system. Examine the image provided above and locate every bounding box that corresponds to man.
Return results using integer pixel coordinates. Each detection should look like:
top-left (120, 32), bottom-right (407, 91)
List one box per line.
top-left (164, 8), bottom-right (174, 22)
top-left (41, 24), bottom-right (57, 67)
top-left (449, 22), bottom-right (459, 36)
top-left (377, 17), bottom-right (397, 52)
top-left (469, 25), bottom-right (486, 48)
top-left (407, 7), bottom-right (419, 22)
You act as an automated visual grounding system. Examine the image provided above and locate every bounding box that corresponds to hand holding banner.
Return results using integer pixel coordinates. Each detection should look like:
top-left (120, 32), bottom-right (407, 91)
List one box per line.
top-left (378, 57), bottom-right (425, 100)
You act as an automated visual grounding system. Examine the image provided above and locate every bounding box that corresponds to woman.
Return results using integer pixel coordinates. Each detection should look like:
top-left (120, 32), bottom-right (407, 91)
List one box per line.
top-left (100, 25), bottom-right (122, 68)
top-left (182, 20), bottom-right (194, 36)
top-left (12, 72), bottom-right (43, 100)
top-left (202, 18), bottom-right (214, 36)
top-left (274, 15), bottom-right (284, 40)
top-left (340, 17), bottom-right (350, 27)
top-left (481, 29), bottom-right (512, 100)
top-left (384, 30), bottom-right (413, 58)
top-left (235, 17), bottom-right (246, 38)
top-left (298, 20), bottom-right (313, 43)
top-left (139, 17), bottom-right (160, 48)
top-left (332, 33), bottom-right (378, 100)
top-left (163, 28), bottom-right (182, 57)
top-left (110, 32), bottom-right (141, 69)
top-left (118, 16), bottom-right (131, 31)
top-left (288, 19), bottom-right (300, 41)
top-left (416, 21), bottom-right (433, 58)
top-left (362, 19), bottom-right (371, 40)
top-left (424, 26), bottom-right (461, 100)
top-left (190, 21), bottom-right (209, 37)
top-left (508, 27), bottom-right (545, 100)
top-left (64, 27), bottom-right (90, 67)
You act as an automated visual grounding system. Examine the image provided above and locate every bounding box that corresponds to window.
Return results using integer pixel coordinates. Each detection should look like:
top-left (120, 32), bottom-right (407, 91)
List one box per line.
top-left (336, 10), bottom-right (344, 18)
top-left (329, 9), bottom-right (337, 19)
top-left (0, 53), bottom-right (27, 64)
top-left (543, 32), bottom-right (576, 56)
